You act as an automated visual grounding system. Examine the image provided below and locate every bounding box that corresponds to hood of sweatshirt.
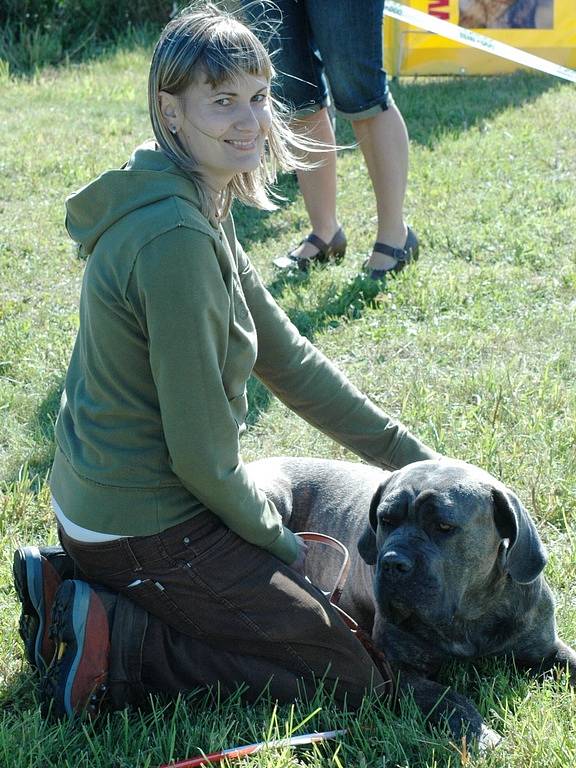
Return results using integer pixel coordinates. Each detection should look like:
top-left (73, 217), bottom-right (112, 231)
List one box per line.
top-left (65, 142), bottom-right (206, 257)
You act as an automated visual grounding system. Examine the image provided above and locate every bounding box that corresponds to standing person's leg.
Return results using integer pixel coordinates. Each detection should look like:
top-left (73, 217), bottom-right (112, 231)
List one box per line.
top-left (53, 512), bottom-right (388, 714)
top-left (240, 0), bottom-right (344, 268)
top-left (288, 108), bottom-right (342, 266)
top-left (309, 0), bottom-right (418, 274)
top-left (352, 105), bottom-right (410, 270)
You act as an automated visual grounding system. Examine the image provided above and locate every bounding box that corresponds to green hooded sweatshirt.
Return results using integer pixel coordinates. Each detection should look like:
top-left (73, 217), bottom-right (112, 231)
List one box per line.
top-left (50, 143), bottom-right (437, 565)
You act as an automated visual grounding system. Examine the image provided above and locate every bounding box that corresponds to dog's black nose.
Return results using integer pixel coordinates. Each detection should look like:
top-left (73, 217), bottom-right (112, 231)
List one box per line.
top-left (380, 550), bottom-right (414, 575)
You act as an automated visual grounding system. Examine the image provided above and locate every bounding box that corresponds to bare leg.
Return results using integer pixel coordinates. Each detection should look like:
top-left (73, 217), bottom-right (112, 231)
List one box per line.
top-left (288, 107), bottom-right (341, 261)
top-left (353, 102), bottom-right (410, 271)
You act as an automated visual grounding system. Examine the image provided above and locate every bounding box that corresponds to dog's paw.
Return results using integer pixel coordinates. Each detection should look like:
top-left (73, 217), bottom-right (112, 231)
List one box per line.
top-left (476, 724), bottom-right (503, 752)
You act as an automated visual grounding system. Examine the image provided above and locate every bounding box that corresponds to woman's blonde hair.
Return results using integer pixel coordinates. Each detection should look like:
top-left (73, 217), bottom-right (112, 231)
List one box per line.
top-left (149, 2), bottom-right (311, 219)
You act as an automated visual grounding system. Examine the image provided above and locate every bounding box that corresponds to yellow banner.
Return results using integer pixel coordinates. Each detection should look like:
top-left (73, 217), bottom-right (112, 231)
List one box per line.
top-left (384, 0), bottom-right (576, 76)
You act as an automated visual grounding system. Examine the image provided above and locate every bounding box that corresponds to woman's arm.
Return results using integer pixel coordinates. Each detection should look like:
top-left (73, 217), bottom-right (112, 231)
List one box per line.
top-left (236, 244), bottom-right (439, 470)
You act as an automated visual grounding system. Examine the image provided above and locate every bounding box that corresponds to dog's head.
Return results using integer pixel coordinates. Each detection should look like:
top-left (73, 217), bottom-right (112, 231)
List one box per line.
top-left (358, 459), bottom-right (547, 630)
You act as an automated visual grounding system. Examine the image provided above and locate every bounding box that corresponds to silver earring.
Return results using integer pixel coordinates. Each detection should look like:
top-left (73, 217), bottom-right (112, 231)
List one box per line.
top-left (170, 125), bottom-right (177, 134)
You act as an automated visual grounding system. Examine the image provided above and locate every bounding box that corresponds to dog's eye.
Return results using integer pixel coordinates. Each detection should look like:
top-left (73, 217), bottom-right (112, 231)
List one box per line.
top-left (436, 522), bottom-right (455, 533)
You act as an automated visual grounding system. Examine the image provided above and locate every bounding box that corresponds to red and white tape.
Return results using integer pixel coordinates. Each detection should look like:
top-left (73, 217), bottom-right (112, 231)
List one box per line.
top-left (384, 1), bottom-right (576, 83)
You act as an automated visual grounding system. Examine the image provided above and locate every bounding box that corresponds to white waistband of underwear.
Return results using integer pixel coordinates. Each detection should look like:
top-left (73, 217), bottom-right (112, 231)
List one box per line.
top-left (51, 496), bottom-right (130, 543)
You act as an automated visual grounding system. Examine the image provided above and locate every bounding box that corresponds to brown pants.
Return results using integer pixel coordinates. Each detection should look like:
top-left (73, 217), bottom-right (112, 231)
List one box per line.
top-left (59, 511), bottom-right (386, 707)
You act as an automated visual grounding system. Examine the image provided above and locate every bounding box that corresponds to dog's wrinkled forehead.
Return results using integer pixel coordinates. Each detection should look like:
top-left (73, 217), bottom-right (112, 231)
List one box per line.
top-left (384, 460), bottom-right (497, 509)
top-left (395, 458), bottom-right (495, 482)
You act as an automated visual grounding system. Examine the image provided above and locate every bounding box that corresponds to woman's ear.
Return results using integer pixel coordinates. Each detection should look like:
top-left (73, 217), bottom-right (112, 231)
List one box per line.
top-left (158, 91), bottom-right (180, 133)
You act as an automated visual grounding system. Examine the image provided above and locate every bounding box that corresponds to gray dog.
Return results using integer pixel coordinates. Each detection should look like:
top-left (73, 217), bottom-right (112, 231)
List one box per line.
top-left (249, 456), bottom-right (576, 743)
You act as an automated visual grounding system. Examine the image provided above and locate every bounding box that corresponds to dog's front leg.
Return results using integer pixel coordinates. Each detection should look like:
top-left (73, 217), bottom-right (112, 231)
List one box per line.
top-left (515, 640), bottom-right (576, 685)
top-left (372, 619), bottom-right (500, 748)
top-left (394, 670), bottom-right (501, 750)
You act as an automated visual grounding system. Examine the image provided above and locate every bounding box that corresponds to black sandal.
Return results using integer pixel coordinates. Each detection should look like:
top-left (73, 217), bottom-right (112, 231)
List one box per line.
top-left (363, 227), bottom-right (419, 280)
top-left (273, 228), bottom-right (347, 272)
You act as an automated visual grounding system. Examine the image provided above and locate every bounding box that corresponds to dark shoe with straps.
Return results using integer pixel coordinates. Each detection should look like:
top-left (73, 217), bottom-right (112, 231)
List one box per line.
top-left (274, 228), bottom-right (347, 272)
top-left (41, 579), bottom-right (110, 719)
top-left (363, 227), bottom-right (419, 280)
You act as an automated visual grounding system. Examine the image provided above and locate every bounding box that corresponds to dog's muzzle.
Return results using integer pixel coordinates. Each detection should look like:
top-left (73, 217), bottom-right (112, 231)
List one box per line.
top-left (379, 548), bottom-right (415, 578)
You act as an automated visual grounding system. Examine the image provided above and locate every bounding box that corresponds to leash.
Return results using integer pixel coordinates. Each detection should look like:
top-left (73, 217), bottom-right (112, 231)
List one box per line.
top-left (295, 531), bottom-right (351, 605)
top-left (296, 532), bottom-right (395, 695)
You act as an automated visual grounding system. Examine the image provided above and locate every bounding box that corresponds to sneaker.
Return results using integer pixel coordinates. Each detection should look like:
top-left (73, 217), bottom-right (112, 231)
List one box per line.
top-left (41, 579), bottom-right (110, 718)
top-left (12, 546), bottom-right (73, 670)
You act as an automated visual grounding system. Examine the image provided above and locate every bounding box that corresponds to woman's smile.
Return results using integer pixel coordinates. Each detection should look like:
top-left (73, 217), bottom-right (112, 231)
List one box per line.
top-left (224, 138), bottom-right (259, 150)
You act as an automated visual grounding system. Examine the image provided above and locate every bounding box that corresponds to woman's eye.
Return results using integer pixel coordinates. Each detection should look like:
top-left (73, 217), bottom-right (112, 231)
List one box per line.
top-left (380, 517), bottom-right (393, 527)
top-left (215, 98), bottom-right (231, 106)
top-left (252, 93), bottom-right (268, 104)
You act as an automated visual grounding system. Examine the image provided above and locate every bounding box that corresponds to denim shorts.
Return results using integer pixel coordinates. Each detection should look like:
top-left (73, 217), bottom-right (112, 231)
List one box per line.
top-left (242, 0), bottom-right (389, 119)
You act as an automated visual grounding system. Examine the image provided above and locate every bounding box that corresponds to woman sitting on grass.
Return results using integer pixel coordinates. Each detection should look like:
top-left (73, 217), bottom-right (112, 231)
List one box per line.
top-left (14, 2), bottom-right (439, 717)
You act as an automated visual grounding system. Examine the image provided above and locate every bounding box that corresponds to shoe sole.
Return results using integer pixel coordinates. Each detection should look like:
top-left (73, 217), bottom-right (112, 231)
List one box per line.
top-left (46, 580), bottom-right (109, 718)
top-left (13, 546), bottom-right (44, 669)
top-left (64, 580), bottom-right (90, 716)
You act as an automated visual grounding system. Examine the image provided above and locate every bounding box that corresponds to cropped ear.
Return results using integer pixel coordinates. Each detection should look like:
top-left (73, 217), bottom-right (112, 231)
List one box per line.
top-left (357, 482), bottom-right (385, 566)
top-left (492, 486), bottom-right (548, 583)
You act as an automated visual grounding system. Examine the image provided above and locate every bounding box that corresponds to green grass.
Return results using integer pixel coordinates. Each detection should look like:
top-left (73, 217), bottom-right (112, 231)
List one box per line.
top-left (1, 43), bottom-right (575, 767)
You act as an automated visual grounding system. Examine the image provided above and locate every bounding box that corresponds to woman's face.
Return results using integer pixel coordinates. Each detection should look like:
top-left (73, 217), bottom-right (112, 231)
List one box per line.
top-left (160, 70), bottom-right (272, 192)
